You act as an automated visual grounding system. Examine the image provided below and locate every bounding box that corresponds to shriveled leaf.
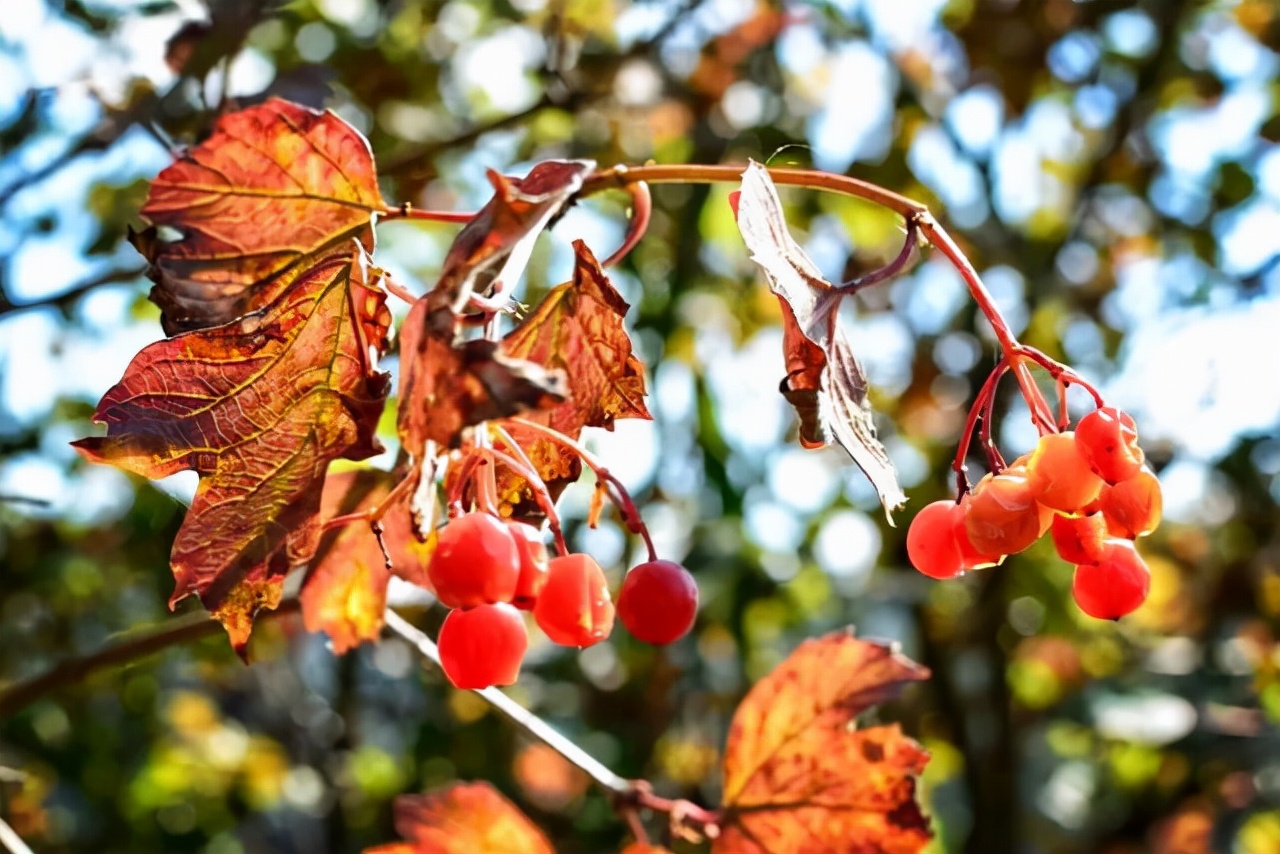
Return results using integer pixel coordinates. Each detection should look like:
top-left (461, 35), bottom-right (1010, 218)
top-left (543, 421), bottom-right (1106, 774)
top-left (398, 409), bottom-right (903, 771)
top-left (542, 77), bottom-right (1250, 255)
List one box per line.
top-left (495, 241), bottom-right (651, 515)
top-left (397, 297), bottom-right (567, 455)
top-left (300, 470), bottom-right (434, 654)
top-left (422, 160), bottom-right (595, 327)
top-left (134, 98), bottom-right (385, 334)
top-left (736, 161), bottom-right (906, 519)
top-left (717, 630), bottom-right (932, 854)
top-left (364, 782), bottom-right (554, 854)
top-left (73, 249), bottom-right (391, 655)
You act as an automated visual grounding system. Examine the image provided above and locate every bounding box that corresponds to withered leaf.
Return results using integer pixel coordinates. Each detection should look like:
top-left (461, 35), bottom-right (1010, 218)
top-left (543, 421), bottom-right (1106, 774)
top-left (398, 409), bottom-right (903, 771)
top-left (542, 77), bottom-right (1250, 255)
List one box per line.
top-left (735, 161), bottom-right (906, 519)
top-left (396, 296), bottom-right (567, 455)
top-left (496, 240), bottom-right (652, 515)
top-left (73, 248), bottom-right (391, 656)
top-left (300, 470), bottom-right (434, 654)
top-left (716, 630), bottom-right (932, 854)
top-left (364, 782), bottom-right (554, 854)
top-left (134, 98), bottom-right (385, 334)
top-left (423, 159), bottom-right (595, 331)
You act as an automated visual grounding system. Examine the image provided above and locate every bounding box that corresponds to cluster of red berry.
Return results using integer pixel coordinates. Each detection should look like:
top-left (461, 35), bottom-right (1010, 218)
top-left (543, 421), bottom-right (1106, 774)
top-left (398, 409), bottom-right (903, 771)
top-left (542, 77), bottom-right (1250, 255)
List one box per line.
top-left (907, 406), bottom-right (1163, 619)
top-left (428, 512), bottom-right (699, 690)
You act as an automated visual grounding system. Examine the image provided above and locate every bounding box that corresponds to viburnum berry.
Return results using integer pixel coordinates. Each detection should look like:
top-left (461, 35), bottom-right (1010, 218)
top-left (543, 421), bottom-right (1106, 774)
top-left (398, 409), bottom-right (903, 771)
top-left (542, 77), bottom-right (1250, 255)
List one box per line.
top-left (617, 560), bottom-right (699, 645)
top-left (437, 603), bottom-right (529, 689)
top-left (907, 500), bottom-right (1000, 579)
top-left (1075, 406), bottom-right (1144, 484)
top-left (963, 472), bottom-right (1052, 557)
top-left (533, 553), bottom-right (616, 647)
top-left (1050, 512), bottom-right (1109, 565)
top-left (428, 513), bottom-right (521, 609)
top-left (1070, 539), bottom-right (1151, 619)
top-left (1099, 468), bottom-right (1163, 539)
top-left (1026, 432), bottom-right (1104, 513)
top-left (506, 521), bottom-right (549, 610)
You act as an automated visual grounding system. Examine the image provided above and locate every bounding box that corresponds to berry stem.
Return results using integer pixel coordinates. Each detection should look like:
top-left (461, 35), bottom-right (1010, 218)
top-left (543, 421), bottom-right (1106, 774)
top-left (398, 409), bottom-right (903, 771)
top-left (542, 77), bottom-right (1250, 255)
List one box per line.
top-left (507, 418), bottom-right (659, 562)
top-left (953, 360), bottom-right (1009, 494)
top-left (836, 218), bottom-right (919, 293)
top-left (321, 464), bottom-right (419, 532)
top-left (600, 180), bottom-right (652, 268)
top-left (383, 609), bottom-right (722, 838)
top-left (475, 446), bottom-right (571, 556)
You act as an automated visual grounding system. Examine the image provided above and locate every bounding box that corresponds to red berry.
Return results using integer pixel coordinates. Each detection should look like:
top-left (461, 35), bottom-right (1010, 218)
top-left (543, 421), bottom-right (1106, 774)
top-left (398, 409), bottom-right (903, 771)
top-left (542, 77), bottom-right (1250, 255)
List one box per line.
top-left (1026, 432), bottom-right (1104, 513)
top-left (907, 500), bottom-right (967, 579)
top-left (1099, 468), bottom-right (1163, 539)
top-left (428, 513), bottom-right (521, 609)
top-left (617, 560), bottom-right (699, 645)
top-left (1050, 512), bottom-right (1109, 565)
top-left (533, 553), bottom-right (615, 647)
top-left (1075, 406), bottom-right (1144, 484)
top-left (506, 521), bottom-right (549, 610)
top-left (963, 473), bottom-right (1053, 557)
top-left (437, 603), bottom-right (529, 689)
top-left (1070, 540), bottom-right (1151, 619)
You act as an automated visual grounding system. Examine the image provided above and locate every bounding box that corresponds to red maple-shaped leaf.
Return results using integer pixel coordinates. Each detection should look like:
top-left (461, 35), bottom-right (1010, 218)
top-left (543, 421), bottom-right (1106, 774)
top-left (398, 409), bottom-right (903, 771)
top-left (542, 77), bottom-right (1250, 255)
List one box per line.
top-left (735, 161), bottom-right (906, 519)
top-left (73, 248), bottom-right (391, 655)
top-left (716, 630), bottom-right (932, 854)
top-left (496, 240), bottom-right (652, 514)
top-left (133, 98), bottom-right (385, 334)
top-left (300, 470), bottom-right (434, 654)
top-left (364, 782), bottom-right (554, 854)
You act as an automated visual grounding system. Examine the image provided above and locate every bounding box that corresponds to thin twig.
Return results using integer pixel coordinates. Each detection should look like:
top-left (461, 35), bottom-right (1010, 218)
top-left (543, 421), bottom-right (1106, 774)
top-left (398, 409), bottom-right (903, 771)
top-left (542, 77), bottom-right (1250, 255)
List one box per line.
top-left (0, 265), bottom-right (148, 321)
top-left (382, 609), bottom-right (630, 793)
top-left (0, 600), bottom-right (301, 718)
top-left (0, 495), bottom-right (51, 508)
top-left (0, 817), bottom-right (34, 854)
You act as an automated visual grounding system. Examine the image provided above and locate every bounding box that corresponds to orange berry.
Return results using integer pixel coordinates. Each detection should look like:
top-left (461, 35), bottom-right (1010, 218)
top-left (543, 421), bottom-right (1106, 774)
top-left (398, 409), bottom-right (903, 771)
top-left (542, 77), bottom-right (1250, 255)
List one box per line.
top-left (1026, 432), bottom-right (1104, 513)
top-left (1076, 406), bottom-right (1144, 484)
top-left (963, 472), bottom-right (1053, 556)
top-left (1099, 468), bottom-right (1162, 539)
top-left (1071, 539), bottom-right (1150, 619)
top-left (1050, 512), bottom-right (1109, 565)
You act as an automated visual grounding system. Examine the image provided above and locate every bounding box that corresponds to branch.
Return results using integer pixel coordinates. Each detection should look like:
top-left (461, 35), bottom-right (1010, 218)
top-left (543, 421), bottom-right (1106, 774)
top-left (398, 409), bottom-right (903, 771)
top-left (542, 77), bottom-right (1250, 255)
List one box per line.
top-left (0, 265), bottom-right (148, 321)
top-left (382, 609), bottom-right (721, 835)
top-left (0, 600), bottom-right (300, 718)
top-left (0, 817), bottom-right (33, 854)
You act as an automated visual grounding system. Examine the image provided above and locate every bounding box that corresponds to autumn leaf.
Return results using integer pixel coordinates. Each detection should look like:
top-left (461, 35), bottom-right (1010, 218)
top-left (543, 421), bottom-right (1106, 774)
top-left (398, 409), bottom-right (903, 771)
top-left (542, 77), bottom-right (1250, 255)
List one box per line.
top-left (495, 240), bottom-right (652, 515)
top-left (735, 161), bottom-right (906, 519)
top-left (396, 299), bottom-right (568, 455)
top-left (300, 470), bottom-right (435, 654)
top-left (73, 248), bottom-right (391, 656)
top-left (716, 630), bottom-right (932, 854)
top-left (421, 159), bottom-right (595, 328)
top-left (364, 782), bottom-right (554, 854)
top-left (133, 98), bottom-right (385, 334)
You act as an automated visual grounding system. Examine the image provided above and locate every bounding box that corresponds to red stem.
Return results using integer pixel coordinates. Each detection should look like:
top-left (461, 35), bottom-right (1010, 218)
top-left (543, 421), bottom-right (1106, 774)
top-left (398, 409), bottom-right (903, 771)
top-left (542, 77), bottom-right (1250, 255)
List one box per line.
top-left (601, 180), bottom-right (652, 268)
top-left (475, 446), bottom-right (571, 556)
top-left (380, 204), bottom-right (476, 224)
top-left (508, 418), bottom-right (658, 562)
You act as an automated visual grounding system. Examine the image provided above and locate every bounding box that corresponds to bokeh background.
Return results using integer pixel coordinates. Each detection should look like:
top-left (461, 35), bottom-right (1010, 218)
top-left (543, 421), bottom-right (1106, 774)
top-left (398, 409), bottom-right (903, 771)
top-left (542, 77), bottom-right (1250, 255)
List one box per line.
top-left (3, 0), bottom-right (1280, 852)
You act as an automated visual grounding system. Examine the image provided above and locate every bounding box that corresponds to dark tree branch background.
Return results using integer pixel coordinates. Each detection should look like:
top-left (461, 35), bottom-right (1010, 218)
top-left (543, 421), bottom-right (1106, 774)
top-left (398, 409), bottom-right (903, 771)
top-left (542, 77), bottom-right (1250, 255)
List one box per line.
top-left (1, 0), bottom-right (1279, 852)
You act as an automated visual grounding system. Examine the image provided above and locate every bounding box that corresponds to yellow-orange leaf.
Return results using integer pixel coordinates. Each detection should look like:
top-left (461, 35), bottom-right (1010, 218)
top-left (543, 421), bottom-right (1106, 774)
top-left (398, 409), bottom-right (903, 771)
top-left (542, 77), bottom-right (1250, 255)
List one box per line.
top-left (134, 98), bottom-right (385, 334)
top-left (300, 470), bottom-right (435, 653)
top-left (496, 241), bottom-right (651, 516)
top-left (364, 782), bottom-right (554, 854)
top-left (73, 249), bottom-right (390, 656)
top-left (716, 630), bottom-right (932, 854)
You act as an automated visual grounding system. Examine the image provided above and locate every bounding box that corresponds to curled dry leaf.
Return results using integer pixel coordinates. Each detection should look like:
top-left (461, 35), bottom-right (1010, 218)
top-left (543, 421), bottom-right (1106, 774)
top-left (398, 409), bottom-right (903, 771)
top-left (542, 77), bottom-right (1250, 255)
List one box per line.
top-left (133, 98), bottom-right (385, 334)
top-left (73, 248), bottom-right (391, 656)
top-left (364, 781), bottom-right (554, 854)
top-left (300, 470), bottom-right (435, 655)
top-left (495, 240), bottom-right (652, 519)
top-left (735, 161), bottom-right (906, 520)
top-left (716, 630), bottom-right (932, 854)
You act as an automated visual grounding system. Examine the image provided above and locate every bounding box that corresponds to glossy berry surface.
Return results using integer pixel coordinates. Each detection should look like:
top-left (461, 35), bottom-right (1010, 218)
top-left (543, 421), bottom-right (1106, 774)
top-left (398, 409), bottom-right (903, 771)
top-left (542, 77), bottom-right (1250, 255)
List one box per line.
top-left (428, 513), bottom-right (521, 610)
top-left (1075, 407), bottom-right (1144, 484)
top-left (1050, 512), bottom-right (1109, 565)
top-left (533, 553), bottom-right (615, 647)
top-left (963, 473), bottom-right (1052, 557)
top-left (1099, 468), bottom-right (1163, 539)
top-left (506, 521), bottom-right (549, 610)
top-left (617, 560), bottom-right (699, 645)
top-left (1026, 432), bottom-right (1104, 513)
top-left (907, 500), bottom-right (968, 579)
top-left (437, 603), bottom-right (529, 689)
top-left (1070, 540), bottom-right (1151, 619)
